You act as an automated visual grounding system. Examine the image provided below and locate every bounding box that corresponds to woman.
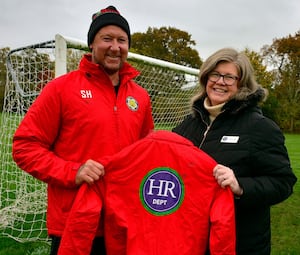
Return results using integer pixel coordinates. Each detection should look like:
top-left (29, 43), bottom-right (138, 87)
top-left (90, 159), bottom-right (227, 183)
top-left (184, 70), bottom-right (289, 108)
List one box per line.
top-left (172, 48), bottom-right (297, 255)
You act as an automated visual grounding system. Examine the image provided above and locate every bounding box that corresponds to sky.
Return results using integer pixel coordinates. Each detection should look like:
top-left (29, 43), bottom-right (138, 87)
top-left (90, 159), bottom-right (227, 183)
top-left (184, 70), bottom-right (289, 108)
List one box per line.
top-left (0, 0), bottom-right (299, 60)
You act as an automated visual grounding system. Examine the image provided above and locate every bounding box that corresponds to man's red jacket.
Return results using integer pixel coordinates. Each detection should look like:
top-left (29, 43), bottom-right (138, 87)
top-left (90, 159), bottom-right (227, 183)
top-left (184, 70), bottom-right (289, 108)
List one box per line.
top-left (58, 130), bottom-right (236, 255)
top-left (12, 54), bottom-right (154, 237)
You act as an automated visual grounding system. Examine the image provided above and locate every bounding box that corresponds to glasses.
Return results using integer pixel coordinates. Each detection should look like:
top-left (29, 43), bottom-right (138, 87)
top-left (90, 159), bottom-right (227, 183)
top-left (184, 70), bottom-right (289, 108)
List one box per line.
top-left (208, 72), bottom-right (239, 86)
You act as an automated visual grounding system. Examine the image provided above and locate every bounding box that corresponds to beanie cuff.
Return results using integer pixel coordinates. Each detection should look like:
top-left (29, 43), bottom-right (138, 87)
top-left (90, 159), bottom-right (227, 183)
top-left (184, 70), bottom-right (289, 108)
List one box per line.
top-left (87, 6), bottom-right (131, 47)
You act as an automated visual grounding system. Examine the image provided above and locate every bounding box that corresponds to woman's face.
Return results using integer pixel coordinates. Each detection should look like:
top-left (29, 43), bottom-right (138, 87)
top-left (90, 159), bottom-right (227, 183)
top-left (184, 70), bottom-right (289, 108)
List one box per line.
top-left (206, 62), bottom-right (239, 106)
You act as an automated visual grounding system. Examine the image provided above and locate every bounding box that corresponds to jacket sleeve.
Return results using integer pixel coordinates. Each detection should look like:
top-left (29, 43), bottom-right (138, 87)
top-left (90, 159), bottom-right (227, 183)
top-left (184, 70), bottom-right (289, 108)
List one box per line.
top-left (58, 182), bottom-right (104, 255)
top-left (12, 79), bottom-right (81, 187)
top-left (237, 117), bottom-right (297, 208)
top-left (209, 187), bottom-right (236, 255)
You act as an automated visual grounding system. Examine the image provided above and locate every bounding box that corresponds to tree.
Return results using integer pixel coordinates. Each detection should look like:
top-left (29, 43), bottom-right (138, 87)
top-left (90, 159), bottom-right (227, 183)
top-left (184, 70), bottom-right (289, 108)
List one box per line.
top-left (131, 26), bottom-right (202, 68)
top-left (262, 31), bottom-right (300, 132)
top-left (130, 27), bottom-right (201, 125)
top-left (243, 48), bottom-right (276, 120)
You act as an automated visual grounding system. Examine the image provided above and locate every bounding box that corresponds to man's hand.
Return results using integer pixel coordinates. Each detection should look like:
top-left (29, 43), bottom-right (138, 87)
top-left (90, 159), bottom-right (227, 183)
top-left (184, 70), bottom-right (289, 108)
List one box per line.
top-left (75, 159), bottom-right (105, 185)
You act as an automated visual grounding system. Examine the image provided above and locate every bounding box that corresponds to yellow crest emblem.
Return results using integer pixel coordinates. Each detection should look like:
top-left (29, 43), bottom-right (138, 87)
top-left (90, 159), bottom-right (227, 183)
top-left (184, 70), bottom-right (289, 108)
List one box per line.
top-left (126, 96), bottom-right (139, 111)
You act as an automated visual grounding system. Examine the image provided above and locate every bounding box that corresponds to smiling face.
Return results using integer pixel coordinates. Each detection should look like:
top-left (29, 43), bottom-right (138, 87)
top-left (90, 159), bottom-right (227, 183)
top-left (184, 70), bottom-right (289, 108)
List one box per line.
top-left (206, 62), bottom-right (240, 106)
top-left (89, 25), bottom-right (129, 75)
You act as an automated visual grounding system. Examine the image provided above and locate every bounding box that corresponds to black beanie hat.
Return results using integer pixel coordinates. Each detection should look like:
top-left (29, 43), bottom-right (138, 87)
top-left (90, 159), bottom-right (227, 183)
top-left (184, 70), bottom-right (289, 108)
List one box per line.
top-left (87, 6), bottom-right (131, 48)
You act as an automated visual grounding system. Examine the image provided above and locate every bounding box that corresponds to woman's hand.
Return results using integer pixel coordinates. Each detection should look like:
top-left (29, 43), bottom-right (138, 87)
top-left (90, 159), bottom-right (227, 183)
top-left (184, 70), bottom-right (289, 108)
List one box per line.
top-left (213, 164), bottom-right (243, 196)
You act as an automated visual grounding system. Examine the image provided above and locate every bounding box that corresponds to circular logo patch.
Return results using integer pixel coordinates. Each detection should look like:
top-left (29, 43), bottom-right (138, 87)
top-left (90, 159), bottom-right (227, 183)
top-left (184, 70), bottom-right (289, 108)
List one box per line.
top-left (140, 167), bottom-right (184, 216)
top-left (126, 96), bottom-right (139, 111)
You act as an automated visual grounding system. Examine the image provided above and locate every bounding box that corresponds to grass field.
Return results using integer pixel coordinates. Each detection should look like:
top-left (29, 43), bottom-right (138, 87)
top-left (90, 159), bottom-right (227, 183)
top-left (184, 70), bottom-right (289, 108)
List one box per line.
top-left (0, 133), bottom-right (299, 255)
top-left (270, 133), bottom-right (300, 255)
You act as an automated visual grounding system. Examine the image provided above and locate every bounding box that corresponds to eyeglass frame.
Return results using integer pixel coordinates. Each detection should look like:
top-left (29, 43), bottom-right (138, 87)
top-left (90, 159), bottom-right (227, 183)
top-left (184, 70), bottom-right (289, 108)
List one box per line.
top-left (207, 71), bottom-right (240, 86)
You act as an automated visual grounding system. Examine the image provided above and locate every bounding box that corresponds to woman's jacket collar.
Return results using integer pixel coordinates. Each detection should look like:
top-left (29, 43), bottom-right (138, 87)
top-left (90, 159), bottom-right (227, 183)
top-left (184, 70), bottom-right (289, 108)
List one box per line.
top-left (192, 87), bottom-right (265, 117)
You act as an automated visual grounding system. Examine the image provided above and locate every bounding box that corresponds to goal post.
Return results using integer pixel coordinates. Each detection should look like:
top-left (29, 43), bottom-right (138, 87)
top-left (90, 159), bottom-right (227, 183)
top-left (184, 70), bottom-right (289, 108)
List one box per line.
top-left (0, 34), bottom-right (199, 242)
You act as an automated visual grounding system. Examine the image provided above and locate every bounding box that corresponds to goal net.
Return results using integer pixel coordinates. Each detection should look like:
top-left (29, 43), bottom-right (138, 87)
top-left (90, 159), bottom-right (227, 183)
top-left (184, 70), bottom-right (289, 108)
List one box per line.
top-left (0, 34), bottom-right (199, 242)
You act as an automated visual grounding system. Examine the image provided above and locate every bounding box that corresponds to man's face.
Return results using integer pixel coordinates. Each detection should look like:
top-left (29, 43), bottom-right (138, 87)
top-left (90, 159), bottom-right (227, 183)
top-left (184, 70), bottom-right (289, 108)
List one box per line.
top-left (90, 25), bottom-right (129, 74)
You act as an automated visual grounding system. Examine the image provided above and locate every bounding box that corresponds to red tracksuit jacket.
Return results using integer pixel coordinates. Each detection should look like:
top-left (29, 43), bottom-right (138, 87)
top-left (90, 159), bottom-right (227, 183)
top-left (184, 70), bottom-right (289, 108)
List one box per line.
top-left (12, 54), bottom-right (154, 236)
top-left (58, 130), bottom-right (236, 255)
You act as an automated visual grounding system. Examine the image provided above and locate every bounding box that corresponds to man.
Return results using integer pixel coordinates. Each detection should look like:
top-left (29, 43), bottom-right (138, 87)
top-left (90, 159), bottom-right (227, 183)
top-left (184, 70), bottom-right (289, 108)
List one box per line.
top-left (12, 6), bottom-right (154, 255)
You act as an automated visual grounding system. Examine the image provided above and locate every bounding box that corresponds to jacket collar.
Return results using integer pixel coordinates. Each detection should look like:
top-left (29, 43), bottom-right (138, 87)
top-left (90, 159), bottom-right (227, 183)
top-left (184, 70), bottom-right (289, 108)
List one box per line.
top-left (192, 88), bottom-right (264, 117)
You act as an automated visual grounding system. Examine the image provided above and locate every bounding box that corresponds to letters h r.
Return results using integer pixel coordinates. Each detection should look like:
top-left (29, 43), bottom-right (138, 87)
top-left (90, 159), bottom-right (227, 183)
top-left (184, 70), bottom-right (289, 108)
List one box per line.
top-left (146, 179), bottom-right (177, 198)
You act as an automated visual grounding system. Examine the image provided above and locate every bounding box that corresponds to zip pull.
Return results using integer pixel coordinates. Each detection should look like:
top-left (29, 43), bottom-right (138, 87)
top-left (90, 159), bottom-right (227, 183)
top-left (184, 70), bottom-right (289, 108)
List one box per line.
top-left (114, 106), bottom-right (117, 111)
top-left (199, 125), bottom-right (210, 148)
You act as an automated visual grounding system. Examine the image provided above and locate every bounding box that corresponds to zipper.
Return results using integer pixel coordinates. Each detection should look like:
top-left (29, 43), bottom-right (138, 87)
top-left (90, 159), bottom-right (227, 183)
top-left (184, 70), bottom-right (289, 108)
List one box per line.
top-left (199, 124), bottom-right (210, 149)
top-left (194, 102), bottom-right (228, 149)
top-left (113, 84), bottom-right (119, 150)
top-left (193, 106), bottom-right (210, 149)
top-left (198, 112), bottom-right (227, 148)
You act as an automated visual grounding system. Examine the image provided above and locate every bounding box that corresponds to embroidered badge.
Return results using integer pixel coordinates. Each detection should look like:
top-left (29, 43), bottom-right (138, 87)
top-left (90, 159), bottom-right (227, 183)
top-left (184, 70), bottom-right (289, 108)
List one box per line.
top-left (140, 167), bottom-right (184, 216)
top-left (126, 96), bottom-right (139, 111)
